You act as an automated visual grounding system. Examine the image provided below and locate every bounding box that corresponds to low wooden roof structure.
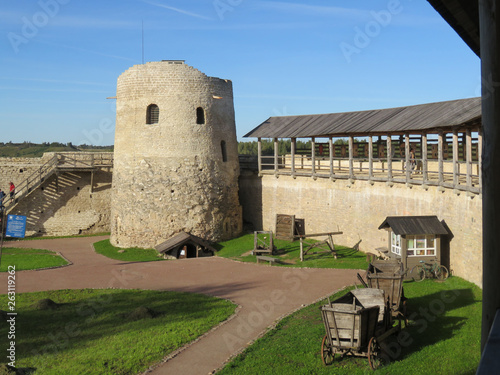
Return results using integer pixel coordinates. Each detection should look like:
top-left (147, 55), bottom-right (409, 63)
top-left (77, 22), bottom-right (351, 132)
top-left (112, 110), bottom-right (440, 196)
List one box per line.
top-left (155, 232), bottom-right (217, 254)
top-left (244, 97), bottom-right (481, 139)
top-left (427, 0), bottom-right (480, 57)
top-left (378, 216), bottom-right (449, 236)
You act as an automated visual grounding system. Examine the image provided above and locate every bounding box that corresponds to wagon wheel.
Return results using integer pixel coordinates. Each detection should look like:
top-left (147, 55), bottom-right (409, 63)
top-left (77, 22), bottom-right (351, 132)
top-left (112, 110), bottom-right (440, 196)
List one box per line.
top-left (368, 337), bottom-right (386, 370)
top-left (321, 335), bottom-right (336, 366)
top-left (411, 265), bottom-right (425, 282)
top-left (436, 265), bottom-right (449, 281)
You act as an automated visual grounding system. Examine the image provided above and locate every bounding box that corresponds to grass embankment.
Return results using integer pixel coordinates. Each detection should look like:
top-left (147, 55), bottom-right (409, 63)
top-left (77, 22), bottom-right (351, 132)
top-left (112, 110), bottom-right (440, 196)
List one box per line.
top-left (0, 289), bottom-right (236, 374)
top-left (0, 248), bottom-right (68, 271)
top-left (216, 233), bottom-right (369, 269)
top-left (219, 277), bottom-right (481, 375)
top-left (93, 239), bottom-right (164, 262)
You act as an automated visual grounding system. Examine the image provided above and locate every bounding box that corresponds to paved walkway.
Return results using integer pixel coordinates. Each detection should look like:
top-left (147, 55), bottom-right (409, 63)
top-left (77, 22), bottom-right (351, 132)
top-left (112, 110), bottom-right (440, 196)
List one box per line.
top-left (0, 236), bottom-right (359, 374)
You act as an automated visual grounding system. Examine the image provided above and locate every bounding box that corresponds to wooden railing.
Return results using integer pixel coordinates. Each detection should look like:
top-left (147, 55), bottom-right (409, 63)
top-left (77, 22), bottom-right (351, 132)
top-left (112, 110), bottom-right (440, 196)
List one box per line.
top-left (258, 153), bottom-right (481, 194)
top-left (0, 152), bottom-right (113, 212)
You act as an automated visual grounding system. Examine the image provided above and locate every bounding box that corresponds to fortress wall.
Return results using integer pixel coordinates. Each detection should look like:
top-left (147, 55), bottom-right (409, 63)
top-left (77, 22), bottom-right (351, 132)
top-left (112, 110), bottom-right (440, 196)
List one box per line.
top-left (0, 155), bottom-right (52, 193)
top-left (8, 168), bottom-right (112, 236)
top-left (239, 173), bottom-right (482, 287)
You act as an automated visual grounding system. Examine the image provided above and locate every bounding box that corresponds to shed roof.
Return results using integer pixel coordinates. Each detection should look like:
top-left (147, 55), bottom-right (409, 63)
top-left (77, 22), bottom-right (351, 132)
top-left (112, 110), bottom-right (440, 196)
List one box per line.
top-left (155, 232), bottom-right (216, 254)
top-left (378, 216), bottom-right (449, 236)
top-left (244, 97), bottom-right (481, 139)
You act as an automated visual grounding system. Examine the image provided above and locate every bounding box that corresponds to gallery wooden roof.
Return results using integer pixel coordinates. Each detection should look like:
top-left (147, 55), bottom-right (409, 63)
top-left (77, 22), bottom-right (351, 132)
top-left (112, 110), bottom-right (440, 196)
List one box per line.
top-left (378, 216), bottom-right (450, 236)
top-left (427, 0), bottom-right (480, 56)
top-left (244, 97), bottom-right (481, 139)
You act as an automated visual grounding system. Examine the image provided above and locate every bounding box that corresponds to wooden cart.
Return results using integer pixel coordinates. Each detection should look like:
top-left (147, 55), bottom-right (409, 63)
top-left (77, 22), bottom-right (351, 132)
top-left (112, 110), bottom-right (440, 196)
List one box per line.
top-left (366, 259), bottom-right (407, 325)
top-left (320, 288), bottom-right (400, 370)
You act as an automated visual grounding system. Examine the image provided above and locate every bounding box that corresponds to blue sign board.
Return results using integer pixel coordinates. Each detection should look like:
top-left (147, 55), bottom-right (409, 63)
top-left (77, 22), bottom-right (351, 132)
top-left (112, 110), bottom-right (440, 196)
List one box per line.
top-left (6, 215), bottom-right (27, 238)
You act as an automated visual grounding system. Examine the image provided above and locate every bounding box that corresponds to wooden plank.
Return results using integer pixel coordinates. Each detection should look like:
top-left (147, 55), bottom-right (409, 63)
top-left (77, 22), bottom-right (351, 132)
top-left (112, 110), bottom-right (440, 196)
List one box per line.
top-left (453, 130), bottom-right (459, 187)
top-left (466, 128), bottom-right (472, 187)
top-left (369, 136), bottom-right (374, 179)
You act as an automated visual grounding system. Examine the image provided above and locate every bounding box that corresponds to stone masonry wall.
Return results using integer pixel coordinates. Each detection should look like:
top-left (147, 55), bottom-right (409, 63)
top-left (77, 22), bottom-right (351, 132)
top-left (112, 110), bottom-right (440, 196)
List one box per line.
top-left (239, 172), bottom-right (482, 287)
top-left (0, 154), bottom-right (53, 194)
top-left (0, 155), bottom-right (112, 236)
top-left (110, 62), bottom-right (242, 249)
top-left (8, 168), bottom-right (112, 236)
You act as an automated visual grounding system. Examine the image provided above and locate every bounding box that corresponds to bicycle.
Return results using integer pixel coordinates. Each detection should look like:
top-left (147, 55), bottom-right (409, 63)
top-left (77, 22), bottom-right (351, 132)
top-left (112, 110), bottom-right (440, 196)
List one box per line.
top-left (410, 259), bottom-right (449, 282)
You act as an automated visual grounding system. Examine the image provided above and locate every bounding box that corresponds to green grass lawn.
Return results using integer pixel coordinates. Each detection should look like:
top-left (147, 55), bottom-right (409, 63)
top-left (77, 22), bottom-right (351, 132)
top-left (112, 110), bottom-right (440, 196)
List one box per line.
top-left (218, 277), bottom-right (481, 375)
top-left (93, 239), bottom-right (164, 262)
top-left (215, 233), bottom-right (369, 269)
top-left (0, 289), bottom-right (236, 374)
top-left (0, 248), bottom-right (69, 272)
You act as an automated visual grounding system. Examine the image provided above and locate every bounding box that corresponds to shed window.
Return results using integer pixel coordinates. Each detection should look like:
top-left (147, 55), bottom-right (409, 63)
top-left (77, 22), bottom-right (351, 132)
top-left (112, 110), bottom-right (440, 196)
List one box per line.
top-left (221, 140), bottom-right (227, 162)
top-left (196, 107), bottom-right (205, 124)
top-left (407, 235), bottom-right (436, 256)
top-left (146, 104), bottom-right (159, 124)
top-left (391, 232), bottom-right (401, 256)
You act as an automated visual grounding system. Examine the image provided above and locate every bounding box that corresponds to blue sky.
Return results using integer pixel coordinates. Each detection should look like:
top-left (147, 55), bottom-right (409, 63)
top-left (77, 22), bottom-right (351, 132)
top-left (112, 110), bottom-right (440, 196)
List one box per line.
top-left (0, 0), bottom-right (479, 145)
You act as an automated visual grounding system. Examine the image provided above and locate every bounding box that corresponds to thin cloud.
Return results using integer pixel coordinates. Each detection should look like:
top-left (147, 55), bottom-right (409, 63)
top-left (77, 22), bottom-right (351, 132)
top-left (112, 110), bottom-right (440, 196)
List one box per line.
top-left (0, 86), bottom-right (110, 94)
top-left (35, 40), bottom-right (137, 62)
top-left (141, 0), bottom-right (213, 20)
top-left (252, 1), bottom-right (366, 18)
top-left (0, 77), bottom-right (109, 87)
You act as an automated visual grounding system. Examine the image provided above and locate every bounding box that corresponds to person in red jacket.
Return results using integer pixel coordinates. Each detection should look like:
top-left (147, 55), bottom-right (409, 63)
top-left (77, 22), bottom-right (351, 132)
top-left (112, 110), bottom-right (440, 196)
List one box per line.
top-left (9, 182), bottom-right (15, 203)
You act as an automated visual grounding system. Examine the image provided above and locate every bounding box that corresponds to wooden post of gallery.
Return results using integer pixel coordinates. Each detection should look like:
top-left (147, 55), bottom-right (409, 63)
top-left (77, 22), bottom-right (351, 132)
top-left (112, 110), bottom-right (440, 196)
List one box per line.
top-left (480, 0), bottom-right (500, 352)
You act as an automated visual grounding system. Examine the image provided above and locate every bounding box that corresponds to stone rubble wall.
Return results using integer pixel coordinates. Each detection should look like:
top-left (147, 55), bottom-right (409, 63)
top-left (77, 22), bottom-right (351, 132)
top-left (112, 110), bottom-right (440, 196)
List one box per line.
top-left (0, 154), bottom-right (112, 236)
top-left (110, 62), bottom-right (242, 249)
top-left (239, 172), bottom-right (482, 287)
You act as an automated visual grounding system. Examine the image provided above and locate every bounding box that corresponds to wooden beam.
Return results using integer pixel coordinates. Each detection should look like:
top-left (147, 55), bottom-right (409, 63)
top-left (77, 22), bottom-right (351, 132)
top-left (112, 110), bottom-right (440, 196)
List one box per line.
top-left (480, 0), bottom-right (500, 351)
top-left (438, 132), bottom-right (444, 185)
top-left (329, 136), bottom-right (334, 177)
top-left (311, 137), bottom-right (316, 175)
top-left (369, 136), bottom-right (374, 180)
top-left (291, 137), bottom-right (296, 177)
top-left (478, 128), bottom-right (483, 190)
top-left (274, 138), bottom-right (279, 174)
top-left (405, 133), bottom-right (411, 182)
top-left (257, 138), bottom-right (262, 173)
top-left (466, 128), bottom-right (473, 187)
top-left (453, 129), bottom-right (459, 187)
top-left (349, 136), bottom-right (354, 179)
top-left (387, 136), bottom-right (393, 180)
top-left (422, 133), bottom-right (428, 183)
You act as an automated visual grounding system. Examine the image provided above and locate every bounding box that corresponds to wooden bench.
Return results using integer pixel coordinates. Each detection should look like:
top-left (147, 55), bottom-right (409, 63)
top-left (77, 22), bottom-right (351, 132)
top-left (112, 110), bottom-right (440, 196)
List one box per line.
top-left (256, 255), bottom-right (280, 265)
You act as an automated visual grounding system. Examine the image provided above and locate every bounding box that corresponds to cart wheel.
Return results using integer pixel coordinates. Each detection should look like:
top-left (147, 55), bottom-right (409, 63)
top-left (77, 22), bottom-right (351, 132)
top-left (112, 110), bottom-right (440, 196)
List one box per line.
top-left (368, 337), bottom-right (386, 370)
top-left (436, 265), bottom-right (449, 281)
top-left (321, 335), bottom-right (335, 366)
top-left (411, 265), bottom-right (425, 282)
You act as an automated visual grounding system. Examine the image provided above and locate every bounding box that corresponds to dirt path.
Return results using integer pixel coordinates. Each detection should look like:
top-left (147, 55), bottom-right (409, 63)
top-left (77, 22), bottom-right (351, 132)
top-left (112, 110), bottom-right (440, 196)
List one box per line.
top-left (0, 236), bottom-right (359, 374)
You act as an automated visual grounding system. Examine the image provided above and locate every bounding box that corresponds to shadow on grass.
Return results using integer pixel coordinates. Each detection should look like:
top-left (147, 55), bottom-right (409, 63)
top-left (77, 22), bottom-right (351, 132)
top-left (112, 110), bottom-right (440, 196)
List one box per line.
top-left (0, 289), bottom-right (237, 373)
top-left (381, 287), bottom-right (479, 363)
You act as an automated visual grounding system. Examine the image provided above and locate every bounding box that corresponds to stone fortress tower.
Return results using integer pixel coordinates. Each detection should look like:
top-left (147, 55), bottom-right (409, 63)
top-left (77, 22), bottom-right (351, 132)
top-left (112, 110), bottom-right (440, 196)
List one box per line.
top-left (110, 61), bottom-right (242, 248)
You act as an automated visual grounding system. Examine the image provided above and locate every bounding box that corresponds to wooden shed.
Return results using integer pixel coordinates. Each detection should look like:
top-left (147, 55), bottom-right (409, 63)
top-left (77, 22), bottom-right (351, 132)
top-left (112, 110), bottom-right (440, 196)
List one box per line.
top-left (378, 216), bottom-right (450, 274)
top-left (155, 232), bottom-right (217, 259)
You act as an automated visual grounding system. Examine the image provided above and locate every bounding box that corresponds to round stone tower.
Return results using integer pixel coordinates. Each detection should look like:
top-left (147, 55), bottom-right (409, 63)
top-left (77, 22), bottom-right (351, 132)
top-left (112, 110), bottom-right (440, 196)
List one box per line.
top-left (110, 61), bottom-right (242, 248)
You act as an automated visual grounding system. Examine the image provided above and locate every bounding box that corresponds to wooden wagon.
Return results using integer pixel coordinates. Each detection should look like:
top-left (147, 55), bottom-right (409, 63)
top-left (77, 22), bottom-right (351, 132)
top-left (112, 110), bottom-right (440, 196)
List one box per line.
top-left (366, 259), bottom-right (407, 325)
top-left (320, 288), bottom-right (399, 369)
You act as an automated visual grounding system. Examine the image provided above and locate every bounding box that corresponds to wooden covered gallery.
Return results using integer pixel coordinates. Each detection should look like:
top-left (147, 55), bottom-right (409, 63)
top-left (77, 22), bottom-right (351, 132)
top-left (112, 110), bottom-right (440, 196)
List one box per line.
top-left (245, 97), bottom-right (482, 194)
